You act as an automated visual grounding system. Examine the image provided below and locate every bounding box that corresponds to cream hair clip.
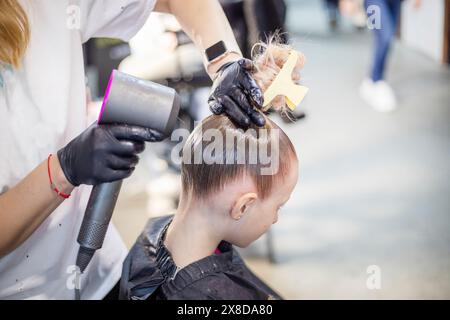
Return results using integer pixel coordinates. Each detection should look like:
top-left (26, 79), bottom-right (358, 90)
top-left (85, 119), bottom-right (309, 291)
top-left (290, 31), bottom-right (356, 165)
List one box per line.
top-left (262, 50), bottom-right (309, 111)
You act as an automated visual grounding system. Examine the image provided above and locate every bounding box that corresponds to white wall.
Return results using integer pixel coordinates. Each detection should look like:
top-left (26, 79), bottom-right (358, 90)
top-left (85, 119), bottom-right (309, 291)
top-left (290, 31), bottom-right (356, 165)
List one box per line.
top-left (401, 0), bottom-right (446, 62)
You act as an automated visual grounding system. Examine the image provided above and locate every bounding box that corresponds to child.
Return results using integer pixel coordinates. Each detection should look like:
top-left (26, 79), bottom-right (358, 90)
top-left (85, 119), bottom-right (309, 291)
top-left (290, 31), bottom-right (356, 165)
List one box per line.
top-left (120, 39), bottom-right (304, 300)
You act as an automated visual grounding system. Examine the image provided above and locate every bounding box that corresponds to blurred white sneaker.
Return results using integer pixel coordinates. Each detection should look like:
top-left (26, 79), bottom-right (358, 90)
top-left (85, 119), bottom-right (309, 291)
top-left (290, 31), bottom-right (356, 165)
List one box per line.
top-left (359, 78), bottom-right (397, 113)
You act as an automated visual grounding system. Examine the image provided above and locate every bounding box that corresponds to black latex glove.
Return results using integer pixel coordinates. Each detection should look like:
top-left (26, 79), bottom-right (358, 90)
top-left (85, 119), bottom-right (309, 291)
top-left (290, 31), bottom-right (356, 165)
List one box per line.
top-left (208, 58), bottom-right (266, 128)
top-left (57, 123), bottom-right (164, 186)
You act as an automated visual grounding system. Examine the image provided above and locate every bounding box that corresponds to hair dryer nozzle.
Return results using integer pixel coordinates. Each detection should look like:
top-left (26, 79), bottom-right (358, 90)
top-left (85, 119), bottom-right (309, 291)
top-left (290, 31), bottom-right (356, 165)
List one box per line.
top-left (98, 70), bottom-right (180, 135)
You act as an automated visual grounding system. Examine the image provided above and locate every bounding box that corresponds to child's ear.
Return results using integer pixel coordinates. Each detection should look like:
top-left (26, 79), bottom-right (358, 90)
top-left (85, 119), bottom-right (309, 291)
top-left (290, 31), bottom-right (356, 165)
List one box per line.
top-left (230, 193), bottom-right (258, 221)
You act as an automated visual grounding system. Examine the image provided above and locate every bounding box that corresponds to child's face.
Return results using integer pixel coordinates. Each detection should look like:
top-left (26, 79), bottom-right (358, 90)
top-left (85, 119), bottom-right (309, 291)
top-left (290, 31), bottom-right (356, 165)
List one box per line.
top-left (231, 159), bottom-right (299, 248)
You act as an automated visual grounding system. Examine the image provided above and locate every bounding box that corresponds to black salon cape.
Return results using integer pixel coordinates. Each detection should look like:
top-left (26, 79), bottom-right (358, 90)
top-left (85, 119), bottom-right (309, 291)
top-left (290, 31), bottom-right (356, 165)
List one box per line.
top-left (119, 215), bottom-right (282, 300)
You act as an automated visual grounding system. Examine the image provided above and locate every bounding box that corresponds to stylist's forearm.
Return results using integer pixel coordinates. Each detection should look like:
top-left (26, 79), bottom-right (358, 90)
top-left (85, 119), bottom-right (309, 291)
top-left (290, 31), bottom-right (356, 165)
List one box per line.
top-left (155, 0), bottom-right (242, 77)
top-left (0, 156), bottom-right (74, 257)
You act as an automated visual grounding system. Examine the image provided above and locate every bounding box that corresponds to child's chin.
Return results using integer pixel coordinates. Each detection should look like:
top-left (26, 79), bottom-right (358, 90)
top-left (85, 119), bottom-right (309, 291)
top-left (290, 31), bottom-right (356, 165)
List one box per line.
top-left (236, 235), bottom-right (264, 248)
top-left (233, 239), bottom-right (253, 249)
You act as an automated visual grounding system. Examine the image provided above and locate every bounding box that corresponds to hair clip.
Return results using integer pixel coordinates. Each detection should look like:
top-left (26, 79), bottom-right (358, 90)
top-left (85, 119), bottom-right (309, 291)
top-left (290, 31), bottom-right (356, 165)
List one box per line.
top-left (263, 50), bottom-right (309, 111)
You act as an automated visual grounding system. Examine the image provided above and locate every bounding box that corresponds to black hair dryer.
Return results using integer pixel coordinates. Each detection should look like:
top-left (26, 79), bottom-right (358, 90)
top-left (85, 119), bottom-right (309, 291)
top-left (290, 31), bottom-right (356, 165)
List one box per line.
top-left (76, 70), bottom-right (180, 274)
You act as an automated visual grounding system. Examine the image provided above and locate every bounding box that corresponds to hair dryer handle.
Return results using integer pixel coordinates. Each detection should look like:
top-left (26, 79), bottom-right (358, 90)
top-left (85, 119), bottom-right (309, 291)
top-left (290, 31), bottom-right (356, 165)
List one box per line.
top-left (77, 180), bottom-right (123, 250)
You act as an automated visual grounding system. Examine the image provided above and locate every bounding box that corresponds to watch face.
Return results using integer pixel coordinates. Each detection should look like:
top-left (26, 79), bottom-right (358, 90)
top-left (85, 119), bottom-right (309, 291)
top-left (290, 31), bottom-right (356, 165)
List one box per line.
top-left (206, 41), bottom-right (227, 62)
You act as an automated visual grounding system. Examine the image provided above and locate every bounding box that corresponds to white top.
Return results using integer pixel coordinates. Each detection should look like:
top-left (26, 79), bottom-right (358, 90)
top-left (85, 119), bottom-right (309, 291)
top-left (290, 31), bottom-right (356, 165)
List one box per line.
top-left (0, 0), bottom-right (156, 299)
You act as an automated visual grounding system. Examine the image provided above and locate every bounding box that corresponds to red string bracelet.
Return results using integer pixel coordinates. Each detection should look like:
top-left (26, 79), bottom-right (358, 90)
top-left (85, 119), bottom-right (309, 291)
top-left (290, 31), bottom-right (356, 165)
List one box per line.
top-left (47, 154), bottom-right (71, 199)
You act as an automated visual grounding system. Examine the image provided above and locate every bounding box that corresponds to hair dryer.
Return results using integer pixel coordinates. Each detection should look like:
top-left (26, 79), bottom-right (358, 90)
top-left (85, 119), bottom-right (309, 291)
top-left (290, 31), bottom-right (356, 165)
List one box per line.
top-left (75, 70), bottom-right (180, 276)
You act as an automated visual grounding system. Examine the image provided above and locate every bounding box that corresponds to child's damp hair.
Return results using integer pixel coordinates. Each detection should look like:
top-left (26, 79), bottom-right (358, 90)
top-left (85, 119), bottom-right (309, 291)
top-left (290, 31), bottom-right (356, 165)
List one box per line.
top-left (181, 35), bottom-right (302, 200)
top-left (181, 115), bottom-right (297, 200)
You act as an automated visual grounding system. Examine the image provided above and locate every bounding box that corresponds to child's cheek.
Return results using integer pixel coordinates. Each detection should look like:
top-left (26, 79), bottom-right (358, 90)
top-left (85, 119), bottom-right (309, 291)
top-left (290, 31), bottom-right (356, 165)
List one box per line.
top-left (261, 214), bottom-right (274, 233)
top-left (251, 204), bottom-right (272, 236)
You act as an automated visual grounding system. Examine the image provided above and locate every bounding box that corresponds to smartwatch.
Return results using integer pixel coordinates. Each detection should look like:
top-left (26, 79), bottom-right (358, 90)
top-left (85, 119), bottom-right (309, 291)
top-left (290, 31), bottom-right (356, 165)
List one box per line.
top-left (205, 41), bottom-right (228, 63)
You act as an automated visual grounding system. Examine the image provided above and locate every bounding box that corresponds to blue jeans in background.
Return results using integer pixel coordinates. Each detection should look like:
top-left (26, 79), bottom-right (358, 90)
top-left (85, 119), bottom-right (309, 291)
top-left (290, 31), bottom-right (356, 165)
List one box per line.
top-left (365, 0), bottom-right (401, 82)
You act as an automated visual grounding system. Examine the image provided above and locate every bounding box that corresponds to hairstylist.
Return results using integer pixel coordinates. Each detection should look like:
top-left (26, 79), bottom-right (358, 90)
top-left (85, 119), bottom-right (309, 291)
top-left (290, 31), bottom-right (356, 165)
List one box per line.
top-left (0, 0), bottom-right (265, 300)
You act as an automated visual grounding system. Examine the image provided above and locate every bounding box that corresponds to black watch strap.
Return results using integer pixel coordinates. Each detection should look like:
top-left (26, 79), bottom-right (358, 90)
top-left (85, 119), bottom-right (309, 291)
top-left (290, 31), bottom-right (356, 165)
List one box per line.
top-left (205, 41), bottom-right (227, 62)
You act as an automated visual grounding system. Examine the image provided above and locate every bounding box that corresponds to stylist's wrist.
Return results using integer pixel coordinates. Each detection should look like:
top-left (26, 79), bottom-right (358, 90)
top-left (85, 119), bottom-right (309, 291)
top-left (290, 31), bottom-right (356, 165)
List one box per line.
top-left (51, 155), bottom-right (75, 194)
top-left (207, 52), bottom-right (242, 79)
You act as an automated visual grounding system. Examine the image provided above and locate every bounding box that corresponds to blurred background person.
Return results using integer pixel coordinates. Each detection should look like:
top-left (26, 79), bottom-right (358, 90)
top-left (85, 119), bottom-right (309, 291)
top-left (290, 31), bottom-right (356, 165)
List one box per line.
top-left (324, 0), bottom-right (341, 30)
top-left (360, 0), bottom-right (422, 112)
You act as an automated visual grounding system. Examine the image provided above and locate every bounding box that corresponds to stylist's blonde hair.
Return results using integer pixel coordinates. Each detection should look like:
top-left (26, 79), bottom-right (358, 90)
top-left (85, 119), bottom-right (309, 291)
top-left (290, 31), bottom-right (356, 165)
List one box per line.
top-left (0, 0), bottom-right (30, 68)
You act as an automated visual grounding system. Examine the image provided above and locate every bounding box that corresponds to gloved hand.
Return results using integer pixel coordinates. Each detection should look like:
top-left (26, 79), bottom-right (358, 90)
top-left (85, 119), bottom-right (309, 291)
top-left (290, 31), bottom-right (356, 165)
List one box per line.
top-left (57, 123), bottom-right (164, 186)
top-left (208, 58), bottom-right (266, 128)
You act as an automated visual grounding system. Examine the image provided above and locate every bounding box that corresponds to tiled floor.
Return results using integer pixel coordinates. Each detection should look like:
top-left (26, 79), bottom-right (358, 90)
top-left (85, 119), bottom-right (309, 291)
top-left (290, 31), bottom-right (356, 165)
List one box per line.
top-left (113, 0), bottom-right (450, 299)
